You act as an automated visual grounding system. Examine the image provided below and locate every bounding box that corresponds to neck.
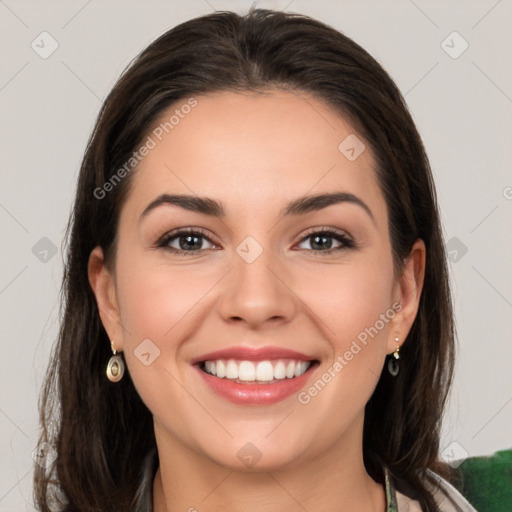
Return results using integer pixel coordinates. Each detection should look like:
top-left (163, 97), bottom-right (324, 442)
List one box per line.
top-left (152, 415), bottom-right (386, 512)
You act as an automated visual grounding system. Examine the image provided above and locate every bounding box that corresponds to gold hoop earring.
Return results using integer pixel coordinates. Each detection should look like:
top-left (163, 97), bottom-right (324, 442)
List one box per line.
top-left (387, 337), bottom-right (400, 377)
top-left (106, 340), bottom-right (125, 382)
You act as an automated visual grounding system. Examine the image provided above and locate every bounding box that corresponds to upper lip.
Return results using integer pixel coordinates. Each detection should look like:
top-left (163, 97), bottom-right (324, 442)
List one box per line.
top-left (190, 346), bottom-right (317, 365)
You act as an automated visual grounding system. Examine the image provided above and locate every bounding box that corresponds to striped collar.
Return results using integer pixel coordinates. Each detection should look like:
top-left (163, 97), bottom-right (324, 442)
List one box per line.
top-left (384, 466), bottom-right (400, 512)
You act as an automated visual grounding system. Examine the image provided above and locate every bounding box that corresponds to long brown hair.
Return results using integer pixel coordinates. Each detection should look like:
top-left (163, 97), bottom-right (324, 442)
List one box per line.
top-left (34, 7), bottom-right (456, 511)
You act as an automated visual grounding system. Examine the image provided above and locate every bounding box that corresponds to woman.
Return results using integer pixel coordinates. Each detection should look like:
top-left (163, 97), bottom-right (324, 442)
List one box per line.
top-left (34, 7), bottom-right (477, 511)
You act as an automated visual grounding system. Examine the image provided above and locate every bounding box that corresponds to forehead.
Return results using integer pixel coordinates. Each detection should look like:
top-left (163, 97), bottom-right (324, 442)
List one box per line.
top-left (123, 89), bottom-right (386, 224)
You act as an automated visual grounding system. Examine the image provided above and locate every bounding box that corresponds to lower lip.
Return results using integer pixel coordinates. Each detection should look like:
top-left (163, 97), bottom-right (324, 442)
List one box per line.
top-left (194, 363), bottom-right (319, 405)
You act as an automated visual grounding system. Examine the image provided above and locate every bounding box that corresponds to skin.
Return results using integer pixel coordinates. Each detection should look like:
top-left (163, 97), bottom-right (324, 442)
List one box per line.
top-left (88, 89), bottom-right (425, 512)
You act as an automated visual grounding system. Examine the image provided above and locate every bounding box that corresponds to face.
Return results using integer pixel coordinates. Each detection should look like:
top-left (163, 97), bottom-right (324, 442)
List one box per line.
top-left (89, 89), bottom-right (424, 472)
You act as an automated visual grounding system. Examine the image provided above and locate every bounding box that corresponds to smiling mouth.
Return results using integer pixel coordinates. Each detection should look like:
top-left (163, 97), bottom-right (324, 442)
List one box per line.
top-left (198, 358), bottom-right (319, 385)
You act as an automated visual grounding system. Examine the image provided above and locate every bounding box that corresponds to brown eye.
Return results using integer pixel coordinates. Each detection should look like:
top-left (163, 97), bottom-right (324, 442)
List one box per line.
top-left (157, 228), bottom-right (216, 254)
top-left (296, 229), bottom-right (354, 254)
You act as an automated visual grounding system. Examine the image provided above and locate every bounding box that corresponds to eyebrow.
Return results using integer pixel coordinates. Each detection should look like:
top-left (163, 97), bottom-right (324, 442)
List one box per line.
top-left (139, 192), bottom-right (375, 224)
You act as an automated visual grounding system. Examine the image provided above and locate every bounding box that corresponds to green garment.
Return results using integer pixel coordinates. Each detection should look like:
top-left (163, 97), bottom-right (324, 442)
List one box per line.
top-left (453, 448), bottom-right (512, 512)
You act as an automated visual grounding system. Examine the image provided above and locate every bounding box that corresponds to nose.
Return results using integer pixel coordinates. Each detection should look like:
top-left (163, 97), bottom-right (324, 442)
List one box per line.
top-left (216, 244), bottom-right (297, 329)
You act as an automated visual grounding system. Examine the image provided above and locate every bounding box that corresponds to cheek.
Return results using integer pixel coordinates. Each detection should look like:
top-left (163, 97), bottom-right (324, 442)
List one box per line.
top-left (335, 271), bottom-right (394, 345)
top-left (295, 255), bottom-right (395, 345)
top-left (292, 256), bottom-right (395, 410)
top-left (112, 255), bottom-right (215, 410)
top-left (115, 251), bottom-right (217, 340)
top-left (113, 250), bottom-right (227, 398)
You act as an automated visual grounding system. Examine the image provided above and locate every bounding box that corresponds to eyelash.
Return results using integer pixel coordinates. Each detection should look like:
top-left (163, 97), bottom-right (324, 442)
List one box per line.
top-left (156, 227), bottom-right (355, 256)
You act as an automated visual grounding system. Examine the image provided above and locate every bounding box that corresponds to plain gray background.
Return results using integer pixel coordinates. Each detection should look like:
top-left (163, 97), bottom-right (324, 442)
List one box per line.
top-left (1, 0), bottom-right (511, 510)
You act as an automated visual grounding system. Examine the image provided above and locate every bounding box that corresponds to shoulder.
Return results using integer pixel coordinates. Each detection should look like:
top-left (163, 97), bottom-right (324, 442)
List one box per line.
top-left (393, 470), bottom-right (477, 511)
top-left (425, 470), bottom-right (477, 511)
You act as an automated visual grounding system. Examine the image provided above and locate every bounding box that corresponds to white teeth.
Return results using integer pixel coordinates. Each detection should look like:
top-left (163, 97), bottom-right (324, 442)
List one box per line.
top-left (226, 360), bottom-right (238, 379)
top-left (256, 361), bottom-right (273, 381)
top-left (286, 361), bottom-right (295, 378)
top-left (274, 361), bottom-right (286, 379)
top-left (216, 360), bottom-right (226, 378)
top-left (201, 358), bottom-right (312, 382)
top-left (204, 360), bottom-right (216, 375)
top-left (238, 361), bottom-right (255, 381)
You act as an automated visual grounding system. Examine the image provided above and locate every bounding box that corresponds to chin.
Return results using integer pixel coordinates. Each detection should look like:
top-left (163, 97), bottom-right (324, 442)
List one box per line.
top-left (201, 436), bottom-right (310, 473)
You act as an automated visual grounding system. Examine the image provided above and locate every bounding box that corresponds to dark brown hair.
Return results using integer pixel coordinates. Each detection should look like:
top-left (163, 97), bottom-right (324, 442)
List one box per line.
top-left (34, 7), bottom-right (456, 511)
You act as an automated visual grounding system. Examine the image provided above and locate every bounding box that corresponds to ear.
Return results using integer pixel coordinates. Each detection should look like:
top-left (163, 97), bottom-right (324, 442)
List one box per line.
top-left (88, 246), bottom-right (125, 352)
top-left (387, 238), bottom-right (426, 354)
